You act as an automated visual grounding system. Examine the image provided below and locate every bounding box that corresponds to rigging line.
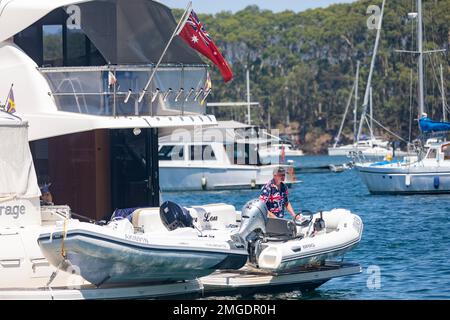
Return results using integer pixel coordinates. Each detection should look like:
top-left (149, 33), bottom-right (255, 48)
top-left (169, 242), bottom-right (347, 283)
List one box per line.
top-left (428, 55), bottom-right (447, 104)
top-left (365, 114), bottom-right (410, 144)
top-left (364, 116), bottom-right (373, 136)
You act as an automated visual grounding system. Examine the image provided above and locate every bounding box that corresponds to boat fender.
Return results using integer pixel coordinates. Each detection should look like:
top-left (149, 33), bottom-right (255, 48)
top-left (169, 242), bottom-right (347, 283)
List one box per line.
top-left (201, 177), bottom-right (207, 190)
top-left (250, 179), bottom-right (256, 188)
top-left (405, 174), bottom-right (411, 187)
top-left (434, 176), bottom-right (440, 189)
top-left (313, 211), bottom-right (326, 233)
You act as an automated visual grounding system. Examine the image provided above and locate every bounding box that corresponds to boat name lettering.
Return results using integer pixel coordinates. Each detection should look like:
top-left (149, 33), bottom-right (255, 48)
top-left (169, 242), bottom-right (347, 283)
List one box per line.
top-left (302, 243), bottom-right (315, 249)
top-left (124, 234), bottom-right (149, 244)
top-left (0, 205), bottom-right (26, 219)
top-left (203, 212), bottom-right (218, 222)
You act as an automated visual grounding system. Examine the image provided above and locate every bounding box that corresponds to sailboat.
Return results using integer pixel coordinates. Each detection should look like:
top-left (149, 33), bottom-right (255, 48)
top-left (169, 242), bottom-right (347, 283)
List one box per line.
top-left (329, 1), bottom-right (411, 159)
top-left (328, 61), bottom-right (395, 158)
top-left (354, 0), bottom-right (450, 194)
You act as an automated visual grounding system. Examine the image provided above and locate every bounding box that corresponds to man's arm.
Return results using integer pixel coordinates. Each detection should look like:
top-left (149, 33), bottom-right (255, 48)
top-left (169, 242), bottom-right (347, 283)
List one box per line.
top-left (286, 202), bottom-right (298, 219)
top-left (267, 211), bottom-right (277, 218)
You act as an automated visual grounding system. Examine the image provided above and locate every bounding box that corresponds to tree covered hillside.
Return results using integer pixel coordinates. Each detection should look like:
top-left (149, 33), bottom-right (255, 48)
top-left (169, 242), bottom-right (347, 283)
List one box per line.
top-left (175, 0), bottom-right (449, 153)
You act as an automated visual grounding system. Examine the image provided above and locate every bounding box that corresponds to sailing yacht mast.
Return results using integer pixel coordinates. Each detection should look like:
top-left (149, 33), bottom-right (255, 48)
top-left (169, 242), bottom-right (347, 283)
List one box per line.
top-left (440, 64), bottom-right (446, 121)
top-left (369, 86), bottom-right (374, 139)
top-left (417, 0), bottom-right (425, 116)
top-left (356, 0), bottom-right (386, 142)
top-left (354, 61), bottom-right (360, 142)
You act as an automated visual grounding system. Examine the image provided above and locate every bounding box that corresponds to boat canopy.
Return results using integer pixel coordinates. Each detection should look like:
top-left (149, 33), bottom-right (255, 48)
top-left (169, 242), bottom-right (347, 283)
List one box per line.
top-left (75, 0), bottom-right (203, 64)
top-left (0, 0), bottom-right (203, 65)
top-left (419, 117), bottom-right (450, 133)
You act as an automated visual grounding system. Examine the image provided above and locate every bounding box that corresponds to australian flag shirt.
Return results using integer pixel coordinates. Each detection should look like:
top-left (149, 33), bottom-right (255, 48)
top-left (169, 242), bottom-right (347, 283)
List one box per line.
top-left (259, 179), bottom-right (289, 218)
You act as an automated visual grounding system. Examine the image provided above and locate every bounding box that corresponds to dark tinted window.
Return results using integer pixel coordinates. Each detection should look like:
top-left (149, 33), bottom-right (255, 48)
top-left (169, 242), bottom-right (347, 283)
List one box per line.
top-left (158, 145), bottom-right (184, 161)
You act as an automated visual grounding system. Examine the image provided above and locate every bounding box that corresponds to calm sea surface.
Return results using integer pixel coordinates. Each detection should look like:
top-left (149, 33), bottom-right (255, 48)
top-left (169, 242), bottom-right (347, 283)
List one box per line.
top-left (163, 156), bottom-right (450, 300)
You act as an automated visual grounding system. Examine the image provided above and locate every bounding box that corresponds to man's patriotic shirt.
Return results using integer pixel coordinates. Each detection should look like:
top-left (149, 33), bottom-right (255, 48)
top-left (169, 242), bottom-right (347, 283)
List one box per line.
top-left (259, 179), bottom-right (289, 218)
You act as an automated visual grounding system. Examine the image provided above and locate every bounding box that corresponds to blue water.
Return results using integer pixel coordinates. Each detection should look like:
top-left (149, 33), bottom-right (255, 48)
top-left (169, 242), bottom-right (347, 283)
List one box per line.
top-left (162, 156), bottom-right (450, 300)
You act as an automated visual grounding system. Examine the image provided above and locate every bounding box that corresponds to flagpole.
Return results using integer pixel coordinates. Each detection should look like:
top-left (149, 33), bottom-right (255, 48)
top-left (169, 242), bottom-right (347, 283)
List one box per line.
top-left (1, 83), bottom-right (21, 120)
top-left (138, 1), bottom-right (193, 103)
top-left (3, 83), bottom-right (12, 108)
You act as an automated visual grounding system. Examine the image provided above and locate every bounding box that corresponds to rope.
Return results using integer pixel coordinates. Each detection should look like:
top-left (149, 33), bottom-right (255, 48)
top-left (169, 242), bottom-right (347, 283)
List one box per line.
top-left (61, 219), bottom-right (68, 259)
top-left (365, 114), bottom-right (410, 144)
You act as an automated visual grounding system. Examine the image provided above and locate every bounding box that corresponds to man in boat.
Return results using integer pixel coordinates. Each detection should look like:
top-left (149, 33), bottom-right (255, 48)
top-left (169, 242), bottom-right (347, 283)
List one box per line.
top-left (259, 166), bottom-right (301, 221)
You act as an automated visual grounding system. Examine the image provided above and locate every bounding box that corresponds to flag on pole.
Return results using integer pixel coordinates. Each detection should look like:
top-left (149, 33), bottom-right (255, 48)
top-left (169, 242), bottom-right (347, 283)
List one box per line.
top-left (108, 71), bottom-right (117, 87)
top-left (5, 85), bottom-right (16, 114)
top-left (179, 10), bottom-right (233, 83)
top-left (205, 70), bottom-right (212, 92)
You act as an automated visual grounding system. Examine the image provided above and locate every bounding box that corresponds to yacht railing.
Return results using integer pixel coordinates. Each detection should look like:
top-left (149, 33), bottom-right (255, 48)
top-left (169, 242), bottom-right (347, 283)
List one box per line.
top-left (38, 65), bottom-right (210, 117)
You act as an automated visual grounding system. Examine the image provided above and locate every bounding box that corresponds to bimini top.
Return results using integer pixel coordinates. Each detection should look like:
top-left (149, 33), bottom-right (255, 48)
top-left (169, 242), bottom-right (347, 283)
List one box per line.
top-left (0, 0), bottom-right (204, 64)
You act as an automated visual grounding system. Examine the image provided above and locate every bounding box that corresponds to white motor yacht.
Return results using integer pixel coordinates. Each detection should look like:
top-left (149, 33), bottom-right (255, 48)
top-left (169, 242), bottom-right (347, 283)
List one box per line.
top-left (0, 115), bottom-right (205, 299)
top-left (158, 124), bottom-right (298, 191)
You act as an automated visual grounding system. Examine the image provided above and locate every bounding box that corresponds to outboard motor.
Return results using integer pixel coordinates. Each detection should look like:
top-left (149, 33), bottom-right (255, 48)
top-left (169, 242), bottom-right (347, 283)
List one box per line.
top-left (232, 199), bottom-right (268, 264)
top-left (160, 201), bottom-right (194, 231)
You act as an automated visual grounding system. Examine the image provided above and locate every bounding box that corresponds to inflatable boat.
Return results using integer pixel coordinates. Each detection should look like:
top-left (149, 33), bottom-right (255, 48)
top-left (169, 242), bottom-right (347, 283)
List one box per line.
top-left (237, 200), bottom-right (363, 271)
top-left (37, 202), bottom-right (248, 286)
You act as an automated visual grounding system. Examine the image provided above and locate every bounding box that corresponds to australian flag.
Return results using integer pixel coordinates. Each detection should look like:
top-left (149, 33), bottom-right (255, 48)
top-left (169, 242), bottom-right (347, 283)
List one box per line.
top-left (179, 10), bottom-right (233, 83)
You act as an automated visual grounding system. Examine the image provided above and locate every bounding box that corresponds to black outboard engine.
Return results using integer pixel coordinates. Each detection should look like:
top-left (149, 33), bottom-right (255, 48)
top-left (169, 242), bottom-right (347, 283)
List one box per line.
top-left (160, 201), bottom-right (194, 231)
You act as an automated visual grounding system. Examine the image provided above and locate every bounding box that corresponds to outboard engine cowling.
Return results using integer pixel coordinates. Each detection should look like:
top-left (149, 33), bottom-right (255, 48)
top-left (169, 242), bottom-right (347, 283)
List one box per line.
top-left (160, 201), bottom-right (194, 231)
top-left (232, 199), bottom-right (268, 244)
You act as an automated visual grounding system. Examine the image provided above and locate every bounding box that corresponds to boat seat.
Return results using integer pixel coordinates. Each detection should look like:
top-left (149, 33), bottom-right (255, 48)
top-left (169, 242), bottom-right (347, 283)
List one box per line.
top-left (265, 218), bottom-right (298, 241)
top-left (131, 208), bottom-right (167, 233)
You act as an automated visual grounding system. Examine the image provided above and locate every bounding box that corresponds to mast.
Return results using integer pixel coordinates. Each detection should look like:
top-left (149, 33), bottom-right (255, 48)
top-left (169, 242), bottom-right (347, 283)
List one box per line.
top-left (246, 68), bottom-right (251, 125)
top-left (354, 61), bottom-right (360, 142)
top-left (357, 0), bottom-right (385, 142)
top-left (417, 0), bottom-right (425, 117)
top-left (333, 83), bottom-right (355, 148)
top-left (440, 64), bottom-right (447, 121)
top-left (334, 62), bottom-right (358, 148)
top-left (370, 86), bottom-right (374, 139)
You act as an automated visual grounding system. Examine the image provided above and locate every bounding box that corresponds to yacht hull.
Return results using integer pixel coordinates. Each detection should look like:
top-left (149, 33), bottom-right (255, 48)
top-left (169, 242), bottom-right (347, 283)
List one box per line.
top-left (355, 165), bottom-right (450, 194)
top-left (159, 165), bottom-right (296, 191)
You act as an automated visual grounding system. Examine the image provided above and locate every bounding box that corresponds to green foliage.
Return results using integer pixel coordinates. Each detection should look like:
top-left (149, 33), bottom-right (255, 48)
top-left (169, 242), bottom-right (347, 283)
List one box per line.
top-left (176, 0), bottom-right (449, 145)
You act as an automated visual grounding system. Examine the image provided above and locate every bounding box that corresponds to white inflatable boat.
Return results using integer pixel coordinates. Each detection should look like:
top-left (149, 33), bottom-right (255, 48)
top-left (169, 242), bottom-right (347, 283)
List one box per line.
top-left (229, 199), bottom-right (363, 272)
top-left (37, 202), bottom-right (248, 286)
